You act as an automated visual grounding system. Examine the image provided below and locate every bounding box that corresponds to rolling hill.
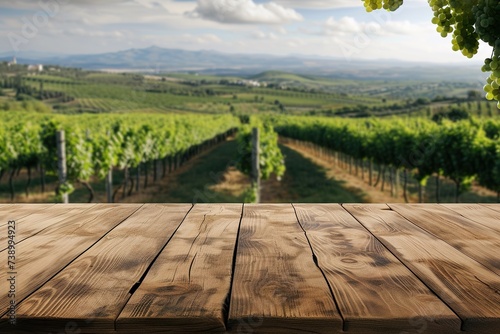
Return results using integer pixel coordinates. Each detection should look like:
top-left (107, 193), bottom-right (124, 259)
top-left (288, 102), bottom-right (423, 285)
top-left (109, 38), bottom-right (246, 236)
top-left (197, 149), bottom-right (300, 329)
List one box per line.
top-left (0, 46), bottom-right (484, 82)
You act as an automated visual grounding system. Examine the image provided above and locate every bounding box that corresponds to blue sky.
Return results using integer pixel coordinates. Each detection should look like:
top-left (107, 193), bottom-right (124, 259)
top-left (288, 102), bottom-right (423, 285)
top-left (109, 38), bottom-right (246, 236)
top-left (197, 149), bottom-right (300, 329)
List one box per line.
top-left (0, 0), bottom-right (491, 63)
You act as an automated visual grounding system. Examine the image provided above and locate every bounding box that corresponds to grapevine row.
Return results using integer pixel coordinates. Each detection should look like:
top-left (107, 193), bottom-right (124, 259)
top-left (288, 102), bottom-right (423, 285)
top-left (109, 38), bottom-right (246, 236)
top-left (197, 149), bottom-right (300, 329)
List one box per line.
top-left (271, 115), bottom-right (500, 202)
top-left (235, 116), bottom-right (286, 202)
top-left (0, 112), bottom-right (239, 202)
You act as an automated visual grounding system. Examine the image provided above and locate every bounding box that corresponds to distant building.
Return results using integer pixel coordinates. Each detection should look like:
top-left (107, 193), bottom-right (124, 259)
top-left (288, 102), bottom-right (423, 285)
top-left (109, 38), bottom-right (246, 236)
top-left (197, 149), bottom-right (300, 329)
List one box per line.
top-left (231, 79), bottom-right (261, 87)
top-left (247, 80), bottom-right (261, 87)
top-left (27, 64), bottom-right (43, 72)
top-left (7, 56), bottom-right (17, 67)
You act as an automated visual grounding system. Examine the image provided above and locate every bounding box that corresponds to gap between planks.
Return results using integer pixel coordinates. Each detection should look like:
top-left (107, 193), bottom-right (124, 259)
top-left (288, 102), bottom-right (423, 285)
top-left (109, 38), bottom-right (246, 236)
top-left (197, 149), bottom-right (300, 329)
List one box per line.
top-left (0, 204), bottom-right (144, 322)
top-left (343, 203), bottom-right (500, 333)
top-left (117, 204), bottom-right (243, 333)
top-left (297, 204), bottom-right (460, 333)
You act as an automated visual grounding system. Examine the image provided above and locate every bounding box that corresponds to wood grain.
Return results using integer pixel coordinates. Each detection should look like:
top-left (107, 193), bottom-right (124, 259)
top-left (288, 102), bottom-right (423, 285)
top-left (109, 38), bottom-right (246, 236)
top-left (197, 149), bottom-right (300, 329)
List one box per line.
top-left (389, 204), bottom-right (500, 275)
top-left (0, 204), bottom-right (55, 228)
top-left (7, 204), bottom-right (191, 333)
top-left (0, 204), bottom-right (141, 322)
top-left (481, 204), bottom-right (500, 214)
top-left (117, 204), bottom-right (242, 333)
top-left (0, 204), bottom-right (498, 334)
top-left (0, 204), bottom-right (14, 211)
top-left (441, 204), bottom-right (500, 234)
top-left (294, 204), bottom-right (460, 333)
top-left (344, 204), bottom-right (500, 333)
top-left (0, 204), bottom-right (95, 251)
top-left (228, 204), bottom-right (342, 333)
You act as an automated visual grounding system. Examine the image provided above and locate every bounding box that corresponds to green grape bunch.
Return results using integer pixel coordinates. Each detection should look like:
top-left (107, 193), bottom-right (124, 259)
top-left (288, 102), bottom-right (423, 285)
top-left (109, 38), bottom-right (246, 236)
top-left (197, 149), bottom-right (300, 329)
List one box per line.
top-left (362, 0), bottom-right (500, 108)
top-left (363, 0), bottom-right (403, 12)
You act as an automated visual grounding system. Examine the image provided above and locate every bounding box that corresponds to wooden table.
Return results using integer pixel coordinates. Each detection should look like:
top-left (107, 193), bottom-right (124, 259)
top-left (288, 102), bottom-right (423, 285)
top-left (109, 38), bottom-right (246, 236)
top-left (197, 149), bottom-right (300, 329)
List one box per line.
top-left (0, 203), bottom-right (499, 333)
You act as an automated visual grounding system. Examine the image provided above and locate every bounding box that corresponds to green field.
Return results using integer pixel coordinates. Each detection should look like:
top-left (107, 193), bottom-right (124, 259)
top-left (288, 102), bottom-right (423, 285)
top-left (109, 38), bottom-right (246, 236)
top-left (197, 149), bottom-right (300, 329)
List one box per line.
top-left (3, 66), bottom-right (497, 118)
top-left (1, 64), bottom-right (499, 203)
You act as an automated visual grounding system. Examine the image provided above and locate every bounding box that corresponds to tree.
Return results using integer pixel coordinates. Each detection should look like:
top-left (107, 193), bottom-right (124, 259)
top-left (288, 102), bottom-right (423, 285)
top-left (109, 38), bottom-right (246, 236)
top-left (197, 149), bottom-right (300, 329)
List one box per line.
top-left (363, 0), bottom-right (500, 108)
top-left (468, 89), bottom-right (483, 100)
top-left (432, 107), bottom-right (470, 123)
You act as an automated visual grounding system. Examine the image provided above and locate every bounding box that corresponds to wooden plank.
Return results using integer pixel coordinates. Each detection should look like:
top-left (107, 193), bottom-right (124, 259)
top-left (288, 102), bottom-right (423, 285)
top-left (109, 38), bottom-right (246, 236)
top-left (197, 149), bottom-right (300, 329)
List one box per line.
top-left (389, 204), bottom-right (500, 275)
top-left (481, 204), bottom-right (500, 214)
top-left (227, 204), bottom-right (342, 333)
top-left (117, 204), bottom-right (242, 333)
top-left (344, 204), bottom-right (500, 333)
top-left (0, 204), bottom-right (16, 222)
top-left (0, 204), bottom-right (95, 251)
top-left (441, 204), bottom-right (500, 234)
top-left (0, 204), bottom-right (141, 320)
top-left (5, 204), bottom-right (192, 333)
top-left (294, 204), bottom-right (460, 333)
top-left (0, 204), bottom-right (55, 228)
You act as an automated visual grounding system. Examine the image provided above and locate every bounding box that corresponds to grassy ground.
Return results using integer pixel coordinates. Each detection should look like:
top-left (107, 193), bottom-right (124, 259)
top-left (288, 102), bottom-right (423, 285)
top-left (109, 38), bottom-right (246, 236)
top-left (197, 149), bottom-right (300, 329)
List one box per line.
top-left (261, 145), bottom-right (366, 203)
top-left (0, 169), bottom-right (58, 203)
top-left (121, 140), bottom-right (249, 203)
top-left (284, 138), bottom-right (499, 203)
top-left (123, 140), bottom-right (367, 203)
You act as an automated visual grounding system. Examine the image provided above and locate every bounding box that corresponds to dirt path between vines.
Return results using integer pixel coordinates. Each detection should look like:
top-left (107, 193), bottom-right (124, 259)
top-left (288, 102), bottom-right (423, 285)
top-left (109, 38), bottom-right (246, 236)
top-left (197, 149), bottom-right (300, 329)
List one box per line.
top-left (120, 140), bottom-right (410, 203)
top-left (280, 139), bottom-right (407, 204)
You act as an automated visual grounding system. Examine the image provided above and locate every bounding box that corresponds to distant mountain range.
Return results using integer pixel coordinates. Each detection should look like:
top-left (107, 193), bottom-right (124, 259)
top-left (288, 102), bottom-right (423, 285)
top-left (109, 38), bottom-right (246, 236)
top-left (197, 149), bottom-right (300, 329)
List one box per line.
top-left (0, 46), bottom-right (484, 81)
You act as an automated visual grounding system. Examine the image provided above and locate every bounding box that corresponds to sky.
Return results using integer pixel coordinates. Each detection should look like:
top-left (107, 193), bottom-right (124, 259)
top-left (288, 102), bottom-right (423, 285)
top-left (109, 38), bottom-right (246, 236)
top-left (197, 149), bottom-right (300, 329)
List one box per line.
top-left (0, 0), bottom-right (492, 63)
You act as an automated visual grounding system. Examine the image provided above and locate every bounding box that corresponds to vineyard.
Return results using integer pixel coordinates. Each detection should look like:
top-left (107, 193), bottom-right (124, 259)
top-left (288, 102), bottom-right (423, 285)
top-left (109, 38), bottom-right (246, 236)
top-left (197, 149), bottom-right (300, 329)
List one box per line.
top-left (3, 66), bottom-right (496, 119)
top-left (1, 64), bottom-right (499, 203)
top-left (271, 115), bottom-right (500, 202)
top-left (0, 112), bottom-right (238, 202)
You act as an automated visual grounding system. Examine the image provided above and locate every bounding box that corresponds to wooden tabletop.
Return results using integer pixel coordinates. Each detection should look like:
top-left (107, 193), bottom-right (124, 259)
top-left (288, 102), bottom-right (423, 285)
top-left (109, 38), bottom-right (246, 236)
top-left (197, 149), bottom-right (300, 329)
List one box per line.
top-left (0, 203), bottom-right (499, 333)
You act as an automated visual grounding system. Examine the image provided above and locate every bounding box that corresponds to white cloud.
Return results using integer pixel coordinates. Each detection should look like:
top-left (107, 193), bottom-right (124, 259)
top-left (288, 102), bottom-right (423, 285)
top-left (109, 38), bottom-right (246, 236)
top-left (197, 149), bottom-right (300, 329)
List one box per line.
top-left (384, 20), bottom-right (428, 34)
top-left (0, 0), bottom-right (491, 64)
top-left (133, 0), bottom-right (167, 10)
top-left (188, 0), bottom-right (303, 24)
top-left (325, 16), bottom-right (380, 35)
top-left (182, 33), bottom-right (223, 44)
top-left (67, 28), bottom-right (124, 38)
top-left (323, 16), bottom-right (426, 37)
top-left (252, 30), bottom-right (278, 40)
top-left (287, 38), bottom-right (305, 48)
top-left (276, 26), bottom-right (287, 35)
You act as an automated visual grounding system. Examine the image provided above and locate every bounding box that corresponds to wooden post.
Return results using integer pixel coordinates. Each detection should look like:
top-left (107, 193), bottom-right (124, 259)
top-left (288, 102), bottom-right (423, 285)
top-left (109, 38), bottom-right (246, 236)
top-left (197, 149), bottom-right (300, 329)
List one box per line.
top-left (106, 168), bottom-right (113, 203)
top-left (56, 130), bottom-right (68, 204)
top-left (105, 130), bottom-right (113, 203)
top-left (252, 127), bottom-right (260, 203)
